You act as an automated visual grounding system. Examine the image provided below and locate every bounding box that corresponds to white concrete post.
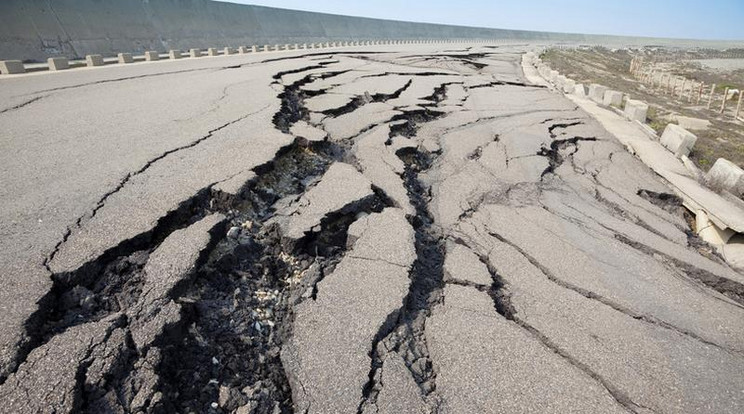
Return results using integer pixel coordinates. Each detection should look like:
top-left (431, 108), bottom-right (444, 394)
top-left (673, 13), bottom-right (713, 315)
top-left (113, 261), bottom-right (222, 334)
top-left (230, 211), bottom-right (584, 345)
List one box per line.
top-left (169, 50), bottom-right (182, 59)
top-left (224, 47), bottom-right (235, 55)
top-left (144, 51), bottom-right (159, 61)
top-left (252, 45), bottom-right (258, 53)
top-left (85, 54), bottom-right (104, 67)
top-left (708, 84), bottom-right (716, 109)
top-left (720, 87), bottom-right (730, 114)
top-left (263, 45), bottom-right (271, 52)
top-left (0, 60), bottom-right (25, 74)
top-left (117, 53), bottom-right (133, 64)
top-left (48, 57), bottom-right (70, 71)
top-left (190, 48), bottom-right (202, 58)
top-left (697, 82), bottom-right (704, 104)
top-left (736, 91), bottom-right (744, 119)
top-left (208, 48), bottom-right (218, 56)
top-left (238, 46), bottom-right (247, 54)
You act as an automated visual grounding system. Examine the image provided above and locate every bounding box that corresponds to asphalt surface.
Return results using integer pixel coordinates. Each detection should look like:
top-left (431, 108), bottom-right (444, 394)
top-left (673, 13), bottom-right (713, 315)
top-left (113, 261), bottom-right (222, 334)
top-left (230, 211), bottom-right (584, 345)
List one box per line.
top-left (1, 43), bottom-right (743, 413)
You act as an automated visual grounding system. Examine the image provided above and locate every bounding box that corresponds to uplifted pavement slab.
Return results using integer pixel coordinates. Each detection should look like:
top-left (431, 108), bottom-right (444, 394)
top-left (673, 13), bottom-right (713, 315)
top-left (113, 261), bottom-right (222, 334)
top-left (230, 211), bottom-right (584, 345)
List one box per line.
top-left (271, 162), bottom-right (374, 246)
top-left (282, 208), bottom-right (416, 413)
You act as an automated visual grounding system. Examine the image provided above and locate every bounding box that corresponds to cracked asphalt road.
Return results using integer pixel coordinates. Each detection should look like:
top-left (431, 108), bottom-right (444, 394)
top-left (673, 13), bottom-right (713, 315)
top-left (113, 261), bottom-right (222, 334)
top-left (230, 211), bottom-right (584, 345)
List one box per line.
top-left (1, 43), bottom-right (743, 413)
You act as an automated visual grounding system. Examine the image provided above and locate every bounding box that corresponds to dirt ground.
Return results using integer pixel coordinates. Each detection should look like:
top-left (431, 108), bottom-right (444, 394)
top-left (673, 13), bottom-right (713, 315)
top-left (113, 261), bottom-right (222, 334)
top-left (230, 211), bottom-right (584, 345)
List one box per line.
top-left (541, 47), bottom-right (744, 171)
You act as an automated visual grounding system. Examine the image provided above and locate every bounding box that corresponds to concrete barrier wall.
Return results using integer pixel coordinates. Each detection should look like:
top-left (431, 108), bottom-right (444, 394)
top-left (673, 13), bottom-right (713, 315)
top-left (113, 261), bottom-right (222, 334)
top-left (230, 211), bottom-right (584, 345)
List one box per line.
top-left (1, 0), bottom-right (741, 62)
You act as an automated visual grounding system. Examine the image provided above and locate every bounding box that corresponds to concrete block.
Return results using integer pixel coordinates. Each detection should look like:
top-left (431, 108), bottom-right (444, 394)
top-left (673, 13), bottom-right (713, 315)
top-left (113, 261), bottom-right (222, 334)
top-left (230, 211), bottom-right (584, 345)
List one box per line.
top-left (190, 48), bottom-right (202, 58)
top-left (0, 60), bottom-right (25, 74)
top-left (588, 84), bottom-right (608, 103)
top-left (302, 43), bottom-right (308, 49)
top-left (573, 83), bottom-right (586, 96)
top-left (252, 45), bottom-right (258, 53)
top-left (660, 124), bottom-right (697, 157)
top-left (623, 99), bottom-right (648, 122)
top-left (117, 53), bottom-right (133, 64)
top-left (274, 44), bottom-right (281, 51)
top-left (705, 158), bottom-right (744, 194)
top-left (285, 44), bottom-right (291, 50)
top-left (603, 90), bottom-right (623, 107)
top-left (549, 70), bottom-right (559, 82)
top-left (263, 45), bottom-right (271, 52)
top-left (169, 50), bottom-right (182, 59)
top-left (294, 44), bottom-right (299, 50)
top-left (48, 57), bottom-right (69, 71)
top-left (144, 51), bottom-right (159, 61)
top-left (85, 54), bottom-right (104, 67)
top-left (224, 47), bottom-right (235, 55)
top-left (562, 78), bottom-right (576, 94)
top-left (207, 48), bottom-right (218, 56)
top-left (238, 46), bottom-right (248, 54)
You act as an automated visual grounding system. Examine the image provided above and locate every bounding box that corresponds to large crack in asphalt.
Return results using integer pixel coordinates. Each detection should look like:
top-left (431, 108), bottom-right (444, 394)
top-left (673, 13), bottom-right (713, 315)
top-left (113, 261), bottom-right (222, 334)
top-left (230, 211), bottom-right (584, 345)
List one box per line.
top-left (359, 147), bottom-right (445, 413)
top-left (487, 228), bottom-right (742, 353)
top-left (43, 104), bottom-right (273, 278)
top-left (149, 143), bottom-right (394, 414)
top-left (471, 238), bottom-right (647, 414)
top-left (272, 66), bottom-right (351, 133)
top-left (614, 234), bottom-right (744, 306)
top-left (0, 95), bottom-right (46, 115)
top-left (358, 99), bottom-right (452, 412)
top-left (4, 62), bottom-right (389, 411)
top-left (321, 78), bottom-right (413, 118)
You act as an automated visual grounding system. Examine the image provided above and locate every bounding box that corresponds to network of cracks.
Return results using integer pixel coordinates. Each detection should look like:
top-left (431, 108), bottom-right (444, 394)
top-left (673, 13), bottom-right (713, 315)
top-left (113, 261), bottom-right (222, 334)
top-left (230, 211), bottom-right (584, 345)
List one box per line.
top-left (3, 48), bottom-right (743, 414)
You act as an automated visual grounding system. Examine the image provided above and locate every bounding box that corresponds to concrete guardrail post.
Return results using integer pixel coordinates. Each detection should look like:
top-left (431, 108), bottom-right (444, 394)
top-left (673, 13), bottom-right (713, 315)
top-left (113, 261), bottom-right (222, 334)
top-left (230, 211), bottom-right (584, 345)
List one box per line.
top-left (661, 124), bottom-right (698, 158)
top-left (264, 45), bottom-right (271, 52)
top-left (603, 90), bottom-right (623, 107)
top-left (169, 50), bottom-right (182, 59)
top-left (252, 45), bottom-right (258, 53)
top-left (238, 46), bottom-right (248, 54)
top-left (208, 48), bottom-right (218, 56)
top-left (48, 57), bottom-right (70, 70)
top-left (0, 60), bottom-right (26, 74)
top-left (85, 54), bottom-right (104, 67)
top-left (588, 84), bottom-right (608, 103)
top-left (190, 48), bottom-right (202, 58)
top-left (118, 53), bottom-right (133, 64)
top-left (144, 51), bottom-right (159, 61)
top-left (705, 158), bottom-right (744, 194)
top-left (224, 47), bottom-right (235, 55)
top-left (624, 99), bottom-right (649, 122)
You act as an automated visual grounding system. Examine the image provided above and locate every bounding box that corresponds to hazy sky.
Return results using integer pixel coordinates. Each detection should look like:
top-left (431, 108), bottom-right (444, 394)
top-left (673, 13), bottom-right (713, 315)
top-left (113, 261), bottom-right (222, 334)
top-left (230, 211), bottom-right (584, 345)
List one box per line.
top-left (217, 0), bottom-right (744, 40)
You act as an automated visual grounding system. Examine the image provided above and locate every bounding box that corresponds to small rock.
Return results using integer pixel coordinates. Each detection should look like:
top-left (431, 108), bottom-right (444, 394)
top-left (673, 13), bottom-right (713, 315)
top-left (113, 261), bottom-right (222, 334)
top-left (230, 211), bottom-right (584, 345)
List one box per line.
top-left (212, 357), bottom-right (219, 365)
top-left (227, 226), bottom-right (241, 239)
top-left (210, 402), bottom-right (219, 409)
top-left (236, 401), bottom-right (258, 414)
top-left (218, 386), bottom-right (232, 407)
